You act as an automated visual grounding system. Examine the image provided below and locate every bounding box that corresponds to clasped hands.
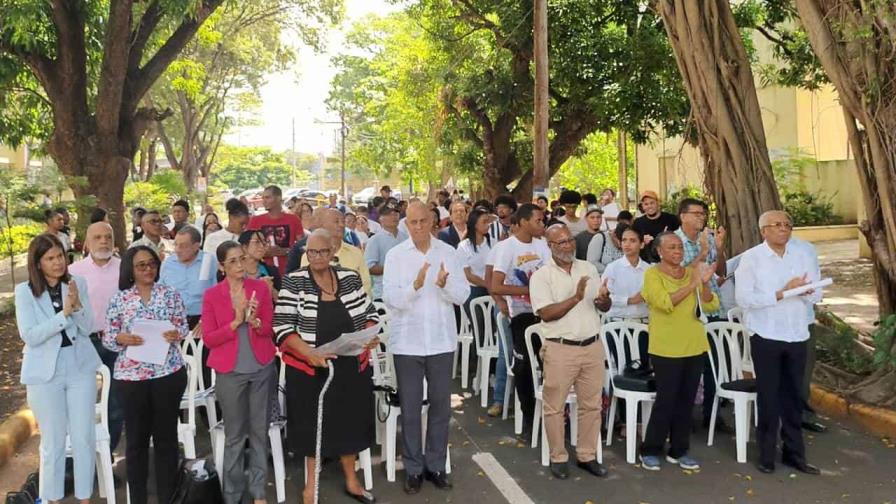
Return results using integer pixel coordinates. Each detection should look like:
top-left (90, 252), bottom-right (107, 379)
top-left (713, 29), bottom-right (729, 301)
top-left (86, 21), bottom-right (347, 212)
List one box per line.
top-left (572, 276), bottom-right (610, 305)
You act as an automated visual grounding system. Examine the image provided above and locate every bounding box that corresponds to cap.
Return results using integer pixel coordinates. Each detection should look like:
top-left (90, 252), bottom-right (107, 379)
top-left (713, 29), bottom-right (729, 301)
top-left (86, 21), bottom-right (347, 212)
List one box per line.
top-left (585, 205), bottom-right (604, 216)
top-left (640, 190), bottom-right (660, 202)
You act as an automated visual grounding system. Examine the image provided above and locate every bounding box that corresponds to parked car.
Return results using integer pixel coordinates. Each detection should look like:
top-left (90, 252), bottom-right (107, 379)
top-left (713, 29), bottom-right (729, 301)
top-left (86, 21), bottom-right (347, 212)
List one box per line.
top-left (237, 187), bottom-right (264, 210)
top-left (352, 187), bottom-right (376, 206)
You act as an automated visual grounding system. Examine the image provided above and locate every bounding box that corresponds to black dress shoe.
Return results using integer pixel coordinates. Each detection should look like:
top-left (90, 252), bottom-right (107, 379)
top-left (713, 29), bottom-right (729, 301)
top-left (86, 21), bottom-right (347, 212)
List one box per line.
top-left (782, 457), bottom-right (821, 475)
top-left (345, 488), bottom-right (376, 504)
top-left (404, 474), bottom-right (423, 494)
top-left (424, 470), bottom-right (453, 490)
top-left (576, 460), bottom-right (608, 477)
top-left (756, 462), bottom-right (775, 474)
top-left (802, 420), bottom-right (828, 433)
top-left (549, 462), bottom-right (569, 479)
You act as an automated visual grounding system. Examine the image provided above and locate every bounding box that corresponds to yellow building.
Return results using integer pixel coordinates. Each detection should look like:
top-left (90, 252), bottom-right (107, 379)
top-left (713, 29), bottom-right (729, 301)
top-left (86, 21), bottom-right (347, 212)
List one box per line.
top-left (635, 35), bottom-right (860, 224)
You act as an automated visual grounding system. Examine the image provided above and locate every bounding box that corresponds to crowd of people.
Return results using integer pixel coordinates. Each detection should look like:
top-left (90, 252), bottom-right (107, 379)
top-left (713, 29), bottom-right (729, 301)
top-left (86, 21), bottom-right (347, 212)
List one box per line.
top-left (16, 183), bottom-right (827, 503)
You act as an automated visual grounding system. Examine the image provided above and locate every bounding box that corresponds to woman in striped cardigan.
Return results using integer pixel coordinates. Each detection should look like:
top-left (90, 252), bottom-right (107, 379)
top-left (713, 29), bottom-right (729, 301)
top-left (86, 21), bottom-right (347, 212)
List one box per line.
top-left (274, 229), bottom-right (379, 504)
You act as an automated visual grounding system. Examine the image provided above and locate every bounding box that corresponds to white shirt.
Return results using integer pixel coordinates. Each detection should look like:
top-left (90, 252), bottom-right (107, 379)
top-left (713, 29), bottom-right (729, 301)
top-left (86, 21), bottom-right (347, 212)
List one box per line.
top-left (735, 241), bottom-right (822, 342)
top-left (557, 215), bottom-right (588, 236)
top-left (383, 237), bottom-right (470, 356)
top-left (492, 235), bottom-right (552, 318)
top-left (457, 238), bottom-right (493, 283)
top-left (367, 219), bottom-right (383, 234)
top-left (788, 236), bottom-right (821, 325)
top-left (601, 202), bottom-right (620, 231)
top-left (202, 229), bottom-right (240, 254)
top-left (601, 256), bottom-right (650, 319)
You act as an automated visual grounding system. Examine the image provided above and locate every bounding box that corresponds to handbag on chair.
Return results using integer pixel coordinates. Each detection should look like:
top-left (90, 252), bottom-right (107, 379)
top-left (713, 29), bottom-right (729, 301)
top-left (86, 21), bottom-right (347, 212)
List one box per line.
top-left (614, 359), bottom-right (656, 392)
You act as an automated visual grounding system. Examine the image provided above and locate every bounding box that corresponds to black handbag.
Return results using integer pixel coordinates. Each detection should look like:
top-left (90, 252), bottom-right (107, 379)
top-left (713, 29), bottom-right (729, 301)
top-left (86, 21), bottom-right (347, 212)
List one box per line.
top-left (169, 458), bottom-right (224, 504)
top-left (614, 359), bottom-right (656, 392)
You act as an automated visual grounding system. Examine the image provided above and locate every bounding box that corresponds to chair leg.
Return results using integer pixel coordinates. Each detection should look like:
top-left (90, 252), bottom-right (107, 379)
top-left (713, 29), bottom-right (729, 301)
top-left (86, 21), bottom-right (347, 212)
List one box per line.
top-left (359, 448), bottom-right (373, 490)
top-left (182, 430), bottom-right (196, 459)
top-left (502, 375), bottom-right (513, 420)
top-left (214, 428), bottom-right (225, 490)
top-left (479, 357), bottom-right (490, 407)
top-left (269, 424), bottom-right (286, 503)
top-left (513, 390), bottom-right (522, 435)
top-left (452, 347), bottom-right (459, 379)
top-left (569, 401), bottom-right (578, 447)
top-left (605, 397), bottom-right (617, 447)
top-left (707, 395), bottom-right (720, 446)
top-left (625, 399), bottom-right (638, 464)
top-left (385, 411), bottom-right (398, 482)
top-left (531, 399), bottom-right (542, 448)
top-left (540, 413), bottom-right (549, 467)
top-left (446, 444), bottom-right (452, 474)
top-left (640, 401), bottom-right (653, 441)
top-left (461, 341), bottom-right (471, 390)
top-left (735, 398), bottom-right (749, 464)
top-left (597, 431), bottom-right (603, 464)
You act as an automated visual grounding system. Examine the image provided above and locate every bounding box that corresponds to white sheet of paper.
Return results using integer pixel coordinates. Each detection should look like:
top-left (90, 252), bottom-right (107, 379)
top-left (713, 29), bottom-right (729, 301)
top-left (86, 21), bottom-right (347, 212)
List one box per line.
top-left (315, 324), bottom-right (381, 357)
top-left (125, 319), bottom-right (175, 365)
top-left (782, 278), bottom-right (833, 299)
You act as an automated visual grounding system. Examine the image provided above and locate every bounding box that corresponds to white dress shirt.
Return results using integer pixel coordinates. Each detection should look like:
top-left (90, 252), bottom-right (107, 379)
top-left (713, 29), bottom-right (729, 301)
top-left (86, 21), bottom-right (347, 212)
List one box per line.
top-left (788, 236), bottom-right (822, 325)
top-left (383, 237), bottom-right (470, 356)
top-left (601, 256), bottom-right (650, 320)
top-left (735, 241), bottom-right (822, 342)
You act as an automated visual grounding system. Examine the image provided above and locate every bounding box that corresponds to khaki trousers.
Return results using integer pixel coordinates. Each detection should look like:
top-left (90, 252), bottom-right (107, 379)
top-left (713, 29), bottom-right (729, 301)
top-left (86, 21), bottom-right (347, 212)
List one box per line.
top-left (540, 339), bottom-right (606, 463)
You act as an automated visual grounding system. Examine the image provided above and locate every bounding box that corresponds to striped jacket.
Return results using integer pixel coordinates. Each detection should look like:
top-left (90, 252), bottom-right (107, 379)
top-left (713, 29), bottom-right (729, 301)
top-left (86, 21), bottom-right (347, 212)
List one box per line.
top-left (273, 266), bottom-right (378, 375)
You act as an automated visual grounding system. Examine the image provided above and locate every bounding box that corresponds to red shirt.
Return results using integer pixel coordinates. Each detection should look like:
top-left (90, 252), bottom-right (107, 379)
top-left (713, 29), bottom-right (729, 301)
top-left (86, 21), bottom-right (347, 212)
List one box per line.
top-left (248, 212), bottom-right (304, 275)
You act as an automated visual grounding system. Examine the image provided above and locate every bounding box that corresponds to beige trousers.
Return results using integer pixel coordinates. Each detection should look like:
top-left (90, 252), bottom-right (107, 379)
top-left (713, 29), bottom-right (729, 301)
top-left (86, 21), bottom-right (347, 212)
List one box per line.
top-left (540, 339), bottom-right (606, 463)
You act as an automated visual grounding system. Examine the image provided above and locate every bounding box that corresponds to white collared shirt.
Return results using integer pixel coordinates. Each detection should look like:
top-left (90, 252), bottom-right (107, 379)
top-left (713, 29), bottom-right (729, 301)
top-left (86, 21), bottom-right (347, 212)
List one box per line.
top-left (735, 241), bottom-right (823, 342)
top-left (383, 237), bottom-right (471, 356)
top-left (530, 257), bottom-right (602, 341)
top-left (787, 236), bottom-right (822, 325)
top-left (601, 256), bottom-right (650, 320)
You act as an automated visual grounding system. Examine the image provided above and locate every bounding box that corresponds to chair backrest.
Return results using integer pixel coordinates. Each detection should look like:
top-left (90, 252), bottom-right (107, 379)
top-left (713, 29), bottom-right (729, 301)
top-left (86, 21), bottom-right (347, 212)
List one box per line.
top-left (181, 355), bottom-right (199, 426)
top-left (599, 320), bottom-right (650, 378)
top-left (523, 324), bottom-right (544, 390)
top-left (727, 307), bottom-right (744, 324)
top-left (373, 300), bottom-right (390, 341)
top-left (496, 312), bottom-right (514, 374)
top-left (470, 296), bottom-right (497, 352)
top-left (97, 364), bottom-right (111, 431)
top-left (704, 321), bottom-right (749, 389)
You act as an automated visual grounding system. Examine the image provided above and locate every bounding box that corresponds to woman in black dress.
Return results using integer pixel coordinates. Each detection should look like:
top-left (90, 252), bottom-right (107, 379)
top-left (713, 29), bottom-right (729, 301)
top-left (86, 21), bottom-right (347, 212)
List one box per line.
top-left (273, 229), bottom-right (379, 504)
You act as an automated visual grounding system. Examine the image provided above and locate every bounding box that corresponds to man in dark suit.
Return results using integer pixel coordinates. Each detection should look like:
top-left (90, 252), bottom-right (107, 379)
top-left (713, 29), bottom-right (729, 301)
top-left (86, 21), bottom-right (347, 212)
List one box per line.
top-left (438, 201), bottom-right (469, 248)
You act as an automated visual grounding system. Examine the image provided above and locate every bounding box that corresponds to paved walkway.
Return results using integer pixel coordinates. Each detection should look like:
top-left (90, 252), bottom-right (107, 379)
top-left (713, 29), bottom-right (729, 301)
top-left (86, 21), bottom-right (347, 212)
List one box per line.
top-left (814, 240), bottom-right (879, 335)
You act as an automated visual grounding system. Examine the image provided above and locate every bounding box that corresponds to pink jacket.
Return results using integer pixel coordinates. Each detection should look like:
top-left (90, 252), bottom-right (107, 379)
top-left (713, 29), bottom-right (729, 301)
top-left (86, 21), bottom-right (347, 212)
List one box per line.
top-left (201, 278), bottom-right (276, 373)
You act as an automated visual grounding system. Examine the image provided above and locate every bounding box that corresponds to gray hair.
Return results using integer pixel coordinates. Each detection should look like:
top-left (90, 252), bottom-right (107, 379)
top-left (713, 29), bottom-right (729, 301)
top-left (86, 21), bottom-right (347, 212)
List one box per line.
top-left (758, 210), bottom-right (792, 228)
top-left (176, 225), bottom-right (202, 244)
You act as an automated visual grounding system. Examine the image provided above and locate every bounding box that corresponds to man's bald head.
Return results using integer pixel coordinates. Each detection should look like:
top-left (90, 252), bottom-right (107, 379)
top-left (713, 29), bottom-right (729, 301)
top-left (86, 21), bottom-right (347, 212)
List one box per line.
top-left (544, 223), bottom-right (570, 242)
top-left (318, 208), bottom-right (345, 247)
top-left (406, 200), bottom-right (433, 245)
top-left (86, 221), bottom-right (115, 260)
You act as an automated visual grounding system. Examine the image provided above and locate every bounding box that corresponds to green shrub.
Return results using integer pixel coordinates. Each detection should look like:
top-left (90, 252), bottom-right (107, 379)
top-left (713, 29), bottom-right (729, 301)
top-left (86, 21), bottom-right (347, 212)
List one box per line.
top-left (0, 223), bottom-right (45, 259)
top-left (781, 190), bottom-right (842, 227)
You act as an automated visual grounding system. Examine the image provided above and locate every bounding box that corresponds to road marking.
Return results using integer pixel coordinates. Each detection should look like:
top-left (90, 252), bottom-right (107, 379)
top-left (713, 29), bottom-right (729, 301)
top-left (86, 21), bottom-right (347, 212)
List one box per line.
top-left (472, 452), bottom-right (536, 504)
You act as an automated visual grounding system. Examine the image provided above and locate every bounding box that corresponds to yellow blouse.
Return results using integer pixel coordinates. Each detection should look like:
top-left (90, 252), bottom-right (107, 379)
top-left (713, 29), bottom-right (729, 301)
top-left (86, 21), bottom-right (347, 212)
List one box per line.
top-left (641, 266), bottom-right (719, 358)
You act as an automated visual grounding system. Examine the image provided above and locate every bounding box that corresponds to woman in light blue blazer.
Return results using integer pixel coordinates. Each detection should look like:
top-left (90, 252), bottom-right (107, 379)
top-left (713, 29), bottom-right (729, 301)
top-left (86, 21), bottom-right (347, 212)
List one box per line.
top-left (15, 233), bottom-right (101, 504)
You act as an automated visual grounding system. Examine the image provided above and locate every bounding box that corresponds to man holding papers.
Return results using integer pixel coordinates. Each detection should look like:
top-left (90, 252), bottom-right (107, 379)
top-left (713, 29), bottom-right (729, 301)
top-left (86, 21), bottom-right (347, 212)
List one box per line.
top-left (735, 210), bottom-right (823, 476)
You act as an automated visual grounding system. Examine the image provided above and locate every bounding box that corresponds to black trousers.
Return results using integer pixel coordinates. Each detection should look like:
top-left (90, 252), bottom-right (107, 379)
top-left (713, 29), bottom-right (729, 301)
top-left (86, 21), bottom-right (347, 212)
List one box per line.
top-left (751, 334), bottom-right (807, 466)
top-left (510, 312), bottom-right (541, 428)
top-left (640, 354), bottom-right (703, 458)
top-left (118, 368), bottom-right (188, 504)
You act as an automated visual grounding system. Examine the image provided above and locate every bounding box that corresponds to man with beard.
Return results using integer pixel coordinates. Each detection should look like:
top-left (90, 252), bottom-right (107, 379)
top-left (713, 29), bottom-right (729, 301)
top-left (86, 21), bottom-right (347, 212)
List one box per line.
top-left (69, 222), bottom-right (125, 451)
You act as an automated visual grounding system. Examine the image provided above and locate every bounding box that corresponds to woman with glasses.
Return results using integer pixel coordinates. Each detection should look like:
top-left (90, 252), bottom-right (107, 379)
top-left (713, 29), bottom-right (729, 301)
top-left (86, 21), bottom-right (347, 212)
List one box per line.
top-left (239, 229), bottom-right (281, 292)
top-left (103, 245), bottom-right (188, 504)
top-left (15, 234), bottom-right (101, 504)
top-left (638, 232), bottom-right (718, 472)
top-left (273, 229), bottom-right (379, 504)
top-left (202, 241), bottom-right (276, 504)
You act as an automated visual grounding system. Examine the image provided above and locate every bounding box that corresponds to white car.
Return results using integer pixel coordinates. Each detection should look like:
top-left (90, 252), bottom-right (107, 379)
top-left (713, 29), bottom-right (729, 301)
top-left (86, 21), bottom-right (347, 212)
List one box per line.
top-left (352, 187), bottom-right (377, 206)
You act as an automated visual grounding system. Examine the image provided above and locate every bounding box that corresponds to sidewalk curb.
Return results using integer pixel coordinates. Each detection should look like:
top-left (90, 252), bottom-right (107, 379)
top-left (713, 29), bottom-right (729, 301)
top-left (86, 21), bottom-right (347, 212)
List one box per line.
top-left (0, 409), bottom-right (37, 468)
top-left (810, 385), bottom-right (896, 439)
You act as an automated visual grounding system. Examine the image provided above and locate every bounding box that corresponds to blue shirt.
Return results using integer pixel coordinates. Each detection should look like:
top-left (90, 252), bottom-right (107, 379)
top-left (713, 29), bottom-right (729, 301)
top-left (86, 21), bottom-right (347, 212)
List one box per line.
top-left (675, 228), bottom-right (722, 318)
top-left (159, 250), bottom-right (218, 316)
top-left (364, 228), bottom-right (407, 300)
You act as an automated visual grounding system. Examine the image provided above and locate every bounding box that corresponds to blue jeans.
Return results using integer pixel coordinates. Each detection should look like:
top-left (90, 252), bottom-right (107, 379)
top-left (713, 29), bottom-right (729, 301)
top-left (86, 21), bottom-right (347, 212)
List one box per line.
top-left (492, 312), bottom-right (511, 406)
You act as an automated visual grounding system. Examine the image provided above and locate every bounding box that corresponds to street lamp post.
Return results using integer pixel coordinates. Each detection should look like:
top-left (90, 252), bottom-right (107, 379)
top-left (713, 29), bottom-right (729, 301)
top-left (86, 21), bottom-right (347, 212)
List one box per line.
top-left (533, 0), bottom-right (549, 200)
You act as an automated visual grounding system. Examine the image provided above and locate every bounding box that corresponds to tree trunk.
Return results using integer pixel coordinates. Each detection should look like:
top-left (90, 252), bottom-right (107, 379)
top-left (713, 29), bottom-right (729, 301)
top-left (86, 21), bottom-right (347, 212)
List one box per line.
top-left (657, 0), bottom-right (781, 256)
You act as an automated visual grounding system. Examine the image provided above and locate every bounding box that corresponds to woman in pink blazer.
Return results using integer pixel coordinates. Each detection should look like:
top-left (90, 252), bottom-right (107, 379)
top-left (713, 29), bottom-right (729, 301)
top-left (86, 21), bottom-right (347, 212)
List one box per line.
top-left (201, 241), bottom-right (276, 504)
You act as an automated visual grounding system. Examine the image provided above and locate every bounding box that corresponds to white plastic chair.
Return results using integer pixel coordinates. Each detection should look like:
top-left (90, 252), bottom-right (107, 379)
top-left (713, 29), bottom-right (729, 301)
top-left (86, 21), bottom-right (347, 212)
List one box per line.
top-left (524, 324), bottom-right (599, 467)
top-left (452, 306), bottom-right (474, 389)
top-left (496, 312), bottom-right (522, 434)
top-left (43, 364), bottom-right (116, 503)
top-left (180, 335), bottom-right (219, 446)
top-left (726, 307), bottom-right (754, 374)
top-left (705, 321), bottom-right (759, 463)
top-left (177, 355), bottom-right (199, 459)
top-left (600, 321), bottom-right (655, 464)
top-left (470, 296), bottom-right (500, 407)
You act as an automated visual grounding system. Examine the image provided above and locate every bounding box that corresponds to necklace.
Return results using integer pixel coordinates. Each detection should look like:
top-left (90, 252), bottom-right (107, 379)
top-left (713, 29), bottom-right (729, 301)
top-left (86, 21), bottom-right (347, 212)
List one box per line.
top-left (315, 268), bottom-right (337, 296)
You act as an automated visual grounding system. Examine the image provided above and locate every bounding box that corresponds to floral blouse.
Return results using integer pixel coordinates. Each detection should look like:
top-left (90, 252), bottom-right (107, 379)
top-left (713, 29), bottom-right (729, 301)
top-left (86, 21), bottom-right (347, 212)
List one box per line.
top-left (103, 283), bottom-right (188, 381)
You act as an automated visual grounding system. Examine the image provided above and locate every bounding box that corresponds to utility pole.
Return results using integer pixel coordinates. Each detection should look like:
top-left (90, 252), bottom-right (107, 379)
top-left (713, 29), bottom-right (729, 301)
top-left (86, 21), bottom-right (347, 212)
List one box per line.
top-left (340, 112), bottom-right (347, 198)
top-left (533, 0), bottom-right (549, 200)
top-left (291, 117), bottom-right (296, 187)
top-left (617, 130), bottom-right (629, 209)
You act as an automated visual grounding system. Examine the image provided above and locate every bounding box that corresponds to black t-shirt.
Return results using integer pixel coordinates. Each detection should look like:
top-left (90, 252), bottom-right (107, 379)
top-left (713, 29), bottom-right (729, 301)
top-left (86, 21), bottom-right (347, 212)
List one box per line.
top-left (633, 212), bottom-right (680, 262)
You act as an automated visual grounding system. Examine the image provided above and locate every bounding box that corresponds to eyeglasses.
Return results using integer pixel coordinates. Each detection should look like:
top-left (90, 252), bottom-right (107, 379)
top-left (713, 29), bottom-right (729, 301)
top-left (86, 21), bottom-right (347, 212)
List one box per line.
top-left (143, 218), bottom-right (162, 225)
top-left (222, 256), bottom-right (246, 266)
top-left (684, 211), bottom-right (707, 217)
top-left (763, 222), bottom-right (793, 230)
top-left (549, 238), bottom-right (576, 247)
top-left (307, 248), bottom-right (331, 258)
top-left (134, 261), bottom-right (159, 272)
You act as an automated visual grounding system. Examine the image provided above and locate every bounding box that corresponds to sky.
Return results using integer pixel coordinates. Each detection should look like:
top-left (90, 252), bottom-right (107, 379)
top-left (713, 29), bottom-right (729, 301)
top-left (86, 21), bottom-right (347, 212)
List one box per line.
top-left (224, 0), bottom-right (400, 155)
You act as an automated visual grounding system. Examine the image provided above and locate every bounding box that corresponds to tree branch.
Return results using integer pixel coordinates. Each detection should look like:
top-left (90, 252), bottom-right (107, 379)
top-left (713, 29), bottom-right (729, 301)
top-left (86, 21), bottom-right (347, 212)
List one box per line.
top-left (96, 0), bottom-right (135, 137)
top-left (128, 0), bottom-right (163, 73)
